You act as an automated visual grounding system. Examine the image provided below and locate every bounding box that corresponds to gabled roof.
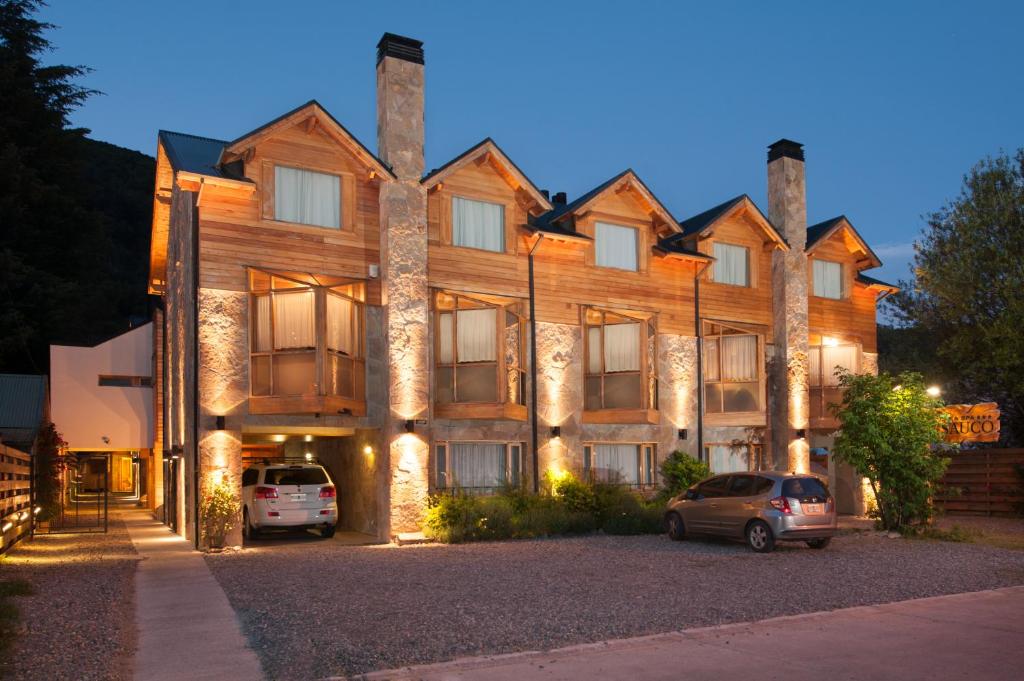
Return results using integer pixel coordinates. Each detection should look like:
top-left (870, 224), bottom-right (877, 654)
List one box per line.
top-left (224, 100), bottom-right (394, 179)
top-left (158, 131), bottom-right (248, 182)
top-left (655, 233), bottom-right (714, 262)
top-left (856, 272), bottom-right (899, 293)
top-left (538, 169), bottom-right (681, 236)
top-left (806, 215), bottom-right (882, 268)
top-left (421, 138), bottom-right (553, 212)
top-left (678, 194), bottom-right (788, 249)
top-left (0, 374), bottom-right (47, 449)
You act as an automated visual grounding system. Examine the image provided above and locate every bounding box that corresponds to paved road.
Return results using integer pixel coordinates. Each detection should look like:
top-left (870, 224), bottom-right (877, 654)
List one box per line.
top-left (359, 586), bottom-right (1024, 681)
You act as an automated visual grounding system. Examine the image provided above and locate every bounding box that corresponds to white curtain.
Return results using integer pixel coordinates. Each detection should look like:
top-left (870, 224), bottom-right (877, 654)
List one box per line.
top-left (254, 295), bottom-right (272, 352)
top-left (704, 338), bottom-right (720, 381)
top-left (721, 335), bottom-right (757, 381)
top-left (709, 445), bottom-right (748, 474)
top-left (604, 323), bottom-right (640, 372)
top-left (438, 313), bottom-right (454, 364)
top-left (813, 259), bottom-right (843, 299)
top-left (457, 308), bottom-right (497, 362)
top-left (449, 443), bottom-right (506, 489)
top-left (713, 242), bottom-right (749, 286)
top-left (587, 327), bottom-right (602, 374)
top-left (595, 222), bottom-right (638, 271)
top-left (326, 294), bottom-right (355, 355)
top-left (809, 346), bottom-right (821, 387)
top-left (822, 344), bottom-right (857, 385)
top-left (594, 444), bottom-right (639, 484)
top-left (453, 197), bottom-right (504, 252)
top-left (273, 290), bottom-right (315, 349)
top-left (275, 166), bottom-right (341, 229)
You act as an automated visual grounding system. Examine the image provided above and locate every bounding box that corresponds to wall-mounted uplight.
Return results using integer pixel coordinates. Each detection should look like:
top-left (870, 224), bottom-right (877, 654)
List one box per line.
top-left (677, 428), bottom-right (688, 441)
top-left (795, 429), bottom-right (806, 440)
top-left (304, 434), bottom-right (313, 443)
top-left (362, 445), bottom-right (373, 456)
top-left (304, 452), bottom-right (313, 462)
top-left (1, 522), bottom-right (12, 532)
top-left (550, 425), bottom-right (561, 438)
top-left (404, 419), bottom-right (415, 433)
top-left (33, 507), bottom-right (41, 515)
top-left (215, 415), bottom-right (226, 430)
top-left (926, 385), bottom-right (942, 398)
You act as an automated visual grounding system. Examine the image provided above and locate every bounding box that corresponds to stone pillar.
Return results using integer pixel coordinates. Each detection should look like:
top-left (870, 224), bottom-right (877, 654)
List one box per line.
top-left (767, 139), bottom-right (810, 473)
top-left (376, 34), bottom-right (430, 537)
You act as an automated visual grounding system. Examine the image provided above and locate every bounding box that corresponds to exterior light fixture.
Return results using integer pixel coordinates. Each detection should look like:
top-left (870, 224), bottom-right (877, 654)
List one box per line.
top-left (550, 425), bottom-right (561, 438)
top-left (304, 452), bottom-right (313, 462)
top-left (33, 507), bottom-right (41, 515)
top-left (215, 415), bottom-right (226, 430)
top-left (677, 428), bottom-right (688, 441)
top-left (404, 419), bottom-right (415, 433)
top-left (362, 445), bottom-right (373, 456)
top-left (823, 336), bottom-right (839, 347)
top-left (304, 434), bottom-right (313, 442)
top-left (795, 429), bottom-right (806, 439)
top-left (926, 386), bottom-right (942, 398)
top-left (1, 522), bottom-right (12, 532)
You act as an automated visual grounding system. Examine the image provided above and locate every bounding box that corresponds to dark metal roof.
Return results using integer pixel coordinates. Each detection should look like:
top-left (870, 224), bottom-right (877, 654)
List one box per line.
top-left (158, 130), bottom-right (248, 182)
top-left (0, 374), bottom-right (46, 448)
top-left (678, 194), bottom-right (787, 247)
top-left (856, 272), bottom-right (898, 289)
top-left (536, 169), bottom-right (634, 227)
top-left (806, 215), bottom-right (882, 267)
top-left (656, 233), bottom-right (713, 260)
top-left (421, 137), bottom-right (552, 209)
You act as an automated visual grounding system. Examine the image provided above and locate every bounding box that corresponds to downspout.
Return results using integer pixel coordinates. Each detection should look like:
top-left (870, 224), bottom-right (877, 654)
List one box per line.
top-left (191, 189), bottom-right (201, 550)
top-left (527, 233), bottom-right (546, 493)
top-left (153, 295), bottom-right (168, 526)
top-left (694, 260), bottom-right (711, 462)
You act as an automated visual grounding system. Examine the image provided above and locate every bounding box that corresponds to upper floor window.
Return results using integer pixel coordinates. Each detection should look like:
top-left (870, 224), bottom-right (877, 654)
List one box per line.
top-left (584, 308), bottom-right (657, 411)
top-left (435, 292), bottom-right (525, 405)
top-left (434, 441), bottom-right (524, 493)
top-left (274, 166), bottom-right (341, 229)
top-left (595, 222), bottom-right (638, 271)
top-left (712, 242), bottom-right (750, 286)
top-left (583, 443), bottom-right (656, 487)
top-left (809, 342), bottom-right (859, 420)
top-left (813, 259), bottom-right (844, 299)
top-left (452, 196), bottom-right (505, 252)
top-left (249, 269), bottom-right (364, 400)
top-left (98, 375), bottom-right (152, 388)
top-left (703, 321), bottom-right (761, 414)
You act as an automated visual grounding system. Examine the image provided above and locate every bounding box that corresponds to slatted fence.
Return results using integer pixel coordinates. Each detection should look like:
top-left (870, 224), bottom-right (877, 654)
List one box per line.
top-left (934, 448), bottom-right (1024, 517)
top-left (0, 444), bottom-right (33, 553)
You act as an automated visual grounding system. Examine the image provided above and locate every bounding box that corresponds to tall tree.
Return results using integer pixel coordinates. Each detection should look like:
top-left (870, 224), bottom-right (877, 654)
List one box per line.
top-left (887, 149), bottom-right (1024, 445)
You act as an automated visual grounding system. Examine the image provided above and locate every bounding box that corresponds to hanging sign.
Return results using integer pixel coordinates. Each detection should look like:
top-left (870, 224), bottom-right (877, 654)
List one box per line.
top-left (940, 402), bottom-right (1000, 444)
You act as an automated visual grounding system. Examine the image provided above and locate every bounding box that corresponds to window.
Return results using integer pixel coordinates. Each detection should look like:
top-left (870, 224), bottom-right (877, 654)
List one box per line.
top-left (435, 442), bottom-right (524, 492)
top-left (452, 196), bottom-right (505, 252)
top-left (703, 442), bottom-right (764, 474)
top-left (703, 321), bottom-right (761, 414)
top-left (809, 342), bottom-right (859, 420)
top-left (583, 443), bottom-right (656, 486)
top-left (249, 269), bottom-right (365, 401)
top-left (695, 476), bottom-right (730, 498)
top-left (435, 292), bottom-right (525, 405)
top-left (782, 477), bottom-right (830, 501)
top-left (813, 259), bottom-right (844, 299)
top-left (595, 222), bottom-right (638, 271)
top-left (98, 375), bottom-right (152, 388)
top-left (584, 308), bottom-right (657, 411)
top-left (274, 166), bottom-right (341, 229)
top-left (728, 474), bottom-right (756, 497)
top-left (264, 467), bottom-right (329, 486)
top-left (712, 242), bottom-right (749, 286)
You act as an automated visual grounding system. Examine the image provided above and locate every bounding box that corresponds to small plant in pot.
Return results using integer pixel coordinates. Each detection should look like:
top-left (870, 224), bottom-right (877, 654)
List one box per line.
top-left (201, 480), bottom-right (240, 550)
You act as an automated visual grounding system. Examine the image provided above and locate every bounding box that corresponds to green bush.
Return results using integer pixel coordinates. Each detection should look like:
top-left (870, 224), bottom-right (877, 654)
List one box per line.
top-left (514, 497), bottom-right (595, 537)
top-left (600, 493), bottom-right (664, 535)
top-left (657, 451), bottom-right (711, 502)
top-left (550, 472), bottom-right (597, 514)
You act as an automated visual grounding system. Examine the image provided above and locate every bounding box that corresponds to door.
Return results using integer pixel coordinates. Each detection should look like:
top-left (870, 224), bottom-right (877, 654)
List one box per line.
top-left (719, 474), bottom-right (761, 537)
top-left (683, 476), bottom-right (731, 534)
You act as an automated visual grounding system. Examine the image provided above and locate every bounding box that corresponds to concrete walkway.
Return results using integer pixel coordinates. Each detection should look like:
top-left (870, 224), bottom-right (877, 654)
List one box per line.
top-left (124, 511), bottom-right (263, 681)
top-left (361, 586), bottom-right (1024, 681)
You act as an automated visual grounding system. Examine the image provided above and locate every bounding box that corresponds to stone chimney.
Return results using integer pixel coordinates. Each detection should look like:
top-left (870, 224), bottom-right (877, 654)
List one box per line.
top-left (767, 139), bottom-right (810, 474)
top-left (376, 33), bottom-right (430, 537)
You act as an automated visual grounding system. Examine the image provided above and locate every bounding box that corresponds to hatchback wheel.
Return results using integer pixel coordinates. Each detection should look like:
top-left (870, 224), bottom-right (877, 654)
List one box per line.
top-left (806, 537), bottom-right (831, 550)
top-left (666, 513), bottom-right (686, 541)
top-left (243, 508), bottom-right (259, 541)
top-left (746, 520), bottom-right (775, 553)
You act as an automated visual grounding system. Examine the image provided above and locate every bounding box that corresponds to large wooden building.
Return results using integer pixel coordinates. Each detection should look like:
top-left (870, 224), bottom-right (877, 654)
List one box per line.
top-left (148, 33), bottom-right (897, 545)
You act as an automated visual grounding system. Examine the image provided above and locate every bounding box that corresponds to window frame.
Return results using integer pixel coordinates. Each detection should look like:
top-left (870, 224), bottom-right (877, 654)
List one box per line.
top-left (710, 241), bottom-right (751, 287)
top-left (450, 194), bottom-right (507, 254)
top-left (701, 441), bottom-right (766, 475)
top-left (583, 442), bottom-right (657, 487)
top-left (261, 161), bottom-right (355, 232)
top-left (433, 441), bottom-right (526, 493)
top-left (98, 375), bottom-right (153, 388)
top-left (594, 221), bottom-right (640, 271)
top-left (808, 340), bottom-right (861, 423)
top-left (583, 307), bottom-right (658, 414)
top-left (812, 258), bottom-right (846, 300)
top-left (701, 320), bottom-right (765, 419)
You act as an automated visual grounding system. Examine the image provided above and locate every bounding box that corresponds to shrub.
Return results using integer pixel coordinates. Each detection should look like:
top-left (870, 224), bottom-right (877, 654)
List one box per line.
top-left (657, 451), bottom-right (711, 502)
top-left (600, 493), bottom-right (664, 535)
top-left (548, 470), bottom-right (597, 514)
top-left (514, 497), bottom-right (595, 538)
top-left (425, 493), bottom-right (516, 543)
top-left (200, 480), bottom-right (240, 549)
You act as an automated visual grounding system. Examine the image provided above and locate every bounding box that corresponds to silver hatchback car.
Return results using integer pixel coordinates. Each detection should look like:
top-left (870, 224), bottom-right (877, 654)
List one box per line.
top-left (665, 472), bottom-right (837, 552)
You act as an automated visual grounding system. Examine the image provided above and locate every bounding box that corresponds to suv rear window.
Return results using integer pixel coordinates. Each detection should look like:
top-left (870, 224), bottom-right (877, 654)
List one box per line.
top-left (264, 467), bottom-right (328, 486)
top-left (783, 477), bottom-right (829, 500)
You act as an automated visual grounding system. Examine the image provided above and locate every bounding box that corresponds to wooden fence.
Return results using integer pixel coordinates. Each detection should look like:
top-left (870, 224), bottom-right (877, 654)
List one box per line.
top-left (934, 448), bottom-right (1024, 517)
top-left (1, 443), bottom-right (33, 553)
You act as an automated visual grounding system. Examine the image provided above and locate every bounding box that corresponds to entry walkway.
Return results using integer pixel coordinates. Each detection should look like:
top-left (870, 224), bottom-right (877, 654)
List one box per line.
top-left (124, 511), bottom-right (263, 680)
top-left (360, 586), bottom-right (1024, 681)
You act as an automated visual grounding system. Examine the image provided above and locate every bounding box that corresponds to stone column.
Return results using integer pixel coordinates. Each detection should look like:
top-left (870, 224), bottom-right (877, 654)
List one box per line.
top-left (767, 139), bottom-right (810, 474)
top-left (376, 34), bottom-right (430, 537)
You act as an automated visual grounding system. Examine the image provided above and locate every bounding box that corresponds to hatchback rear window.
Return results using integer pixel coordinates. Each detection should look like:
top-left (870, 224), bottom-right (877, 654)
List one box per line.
top-left (264, 467), bottom-right (328, 486)
top-left (783, 477), bottom-right (829, 499)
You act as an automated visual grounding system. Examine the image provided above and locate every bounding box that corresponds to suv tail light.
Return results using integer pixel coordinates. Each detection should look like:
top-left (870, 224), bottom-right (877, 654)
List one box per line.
top-left (319, 485), bottom-right (336, 499)
top-left (769, 495), bottom-right (793, 514)
top-left (255, 486), bottom-right (278, 499)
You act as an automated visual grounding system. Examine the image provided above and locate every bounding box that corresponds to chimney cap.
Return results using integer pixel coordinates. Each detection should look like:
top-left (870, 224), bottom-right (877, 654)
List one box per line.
top-left (768, 139), bottom-right (804, 162)
top-left (552, 191), bottom-right (567, 205)
top-left (377, 32), bottom-right (424, 65)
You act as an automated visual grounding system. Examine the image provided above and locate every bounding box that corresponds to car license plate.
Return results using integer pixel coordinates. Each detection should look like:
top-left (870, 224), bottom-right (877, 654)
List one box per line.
top-left (804, 503), bottom-right (824, 515)
top-left (290, 493), bottom-right (307, 502)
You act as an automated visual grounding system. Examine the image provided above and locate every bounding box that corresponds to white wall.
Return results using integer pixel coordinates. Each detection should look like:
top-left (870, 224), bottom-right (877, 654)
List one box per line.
top-left (50, 323), bottom-right (154, 450)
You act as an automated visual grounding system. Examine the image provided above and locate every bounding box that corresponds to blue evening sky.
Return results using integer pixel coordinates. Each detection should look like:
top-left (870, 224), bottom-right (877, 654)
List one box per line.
top-left (40, 1), bottom-right (1023, 288)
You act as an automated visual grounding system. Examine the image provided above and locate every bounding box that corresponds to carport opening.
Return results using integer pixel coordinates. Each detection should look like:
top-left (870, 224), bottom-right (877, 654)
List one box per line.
top-left (241, 430), bottom-right (379, 539)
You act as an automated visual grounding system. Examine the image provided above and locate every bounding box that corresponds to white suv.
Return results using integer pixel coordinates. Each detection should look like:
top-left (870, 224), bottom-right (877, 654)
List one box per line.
top-left (241, 463), bottom-right (338, 539)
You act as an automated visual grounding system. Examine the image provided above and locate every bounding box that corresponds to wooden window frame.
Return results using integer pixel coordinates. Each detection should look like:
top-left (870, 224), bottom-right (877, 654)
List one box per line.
top-left (702, 320), bottom-right (766, 427)
top-left (808, 340), bottom-right (862, 427)
top-left (438, 190), bottom-right (520, 255)
top-left (811, 258), bottom-right (847, 300)
top-left (701, 442), bottom-right (766, 474)
top-left (260, 160), bottom-right (356, 232)
top-left (433, 441), bottom-right (526, 493)
top-left (709, 241), bottom-right (753, 288)
top-left (98, 375), bottom-right (153, 388)
top-left (582, 442), bottom-right (658, 487)
top-left (248, 268), bottom-right (366, 415)
top-left (582, 307), bottom-right (658, 424)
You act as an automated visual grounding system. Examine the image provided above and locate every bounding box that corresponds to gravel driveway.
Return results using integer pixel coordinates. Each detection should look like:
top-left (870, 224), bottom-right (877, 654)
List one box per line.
top-left (0, 515), bottom-right (138, 680)
top-left (207, 531), bottom-right (1024, 680)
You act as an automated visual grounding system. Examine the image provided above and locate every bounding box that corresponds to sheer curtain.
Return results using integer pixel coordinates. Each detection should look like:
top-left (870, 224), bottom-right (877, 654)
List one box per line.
top-left (449, 443), bottom-right (506, 489)
top-left (709, 445), bottom-right (748, 474)
top-left (273, 290), bottom-right (315, 349)
top-left (456, 308), bottom-right (496, 362)
top-left (275, 166), bottom-right (341, 229)
top-left (254, 295), bottom-right (272, 352)
top-left (713, 242), bottom-right (749, 286)
top-left (813, 260), bottom-right (843, 299)
top-left (822, 345), bottom-right (857, 385)
top-left (326, 295), bottom-right (355, 355)
top-left (595, 223), bottom-right (638, 271)
top-left (438, 313), bottom-right (454, 364)
top-left (604, 323), bottom-right (640, 372)
top-left (704, 338), bottom-right (720, 380)
top-left (453, 197), bottom-right (504, 252)
top-left (721, 335), bottom-right (757, 380)
top-left (594, 444), bottom-right (639, 484)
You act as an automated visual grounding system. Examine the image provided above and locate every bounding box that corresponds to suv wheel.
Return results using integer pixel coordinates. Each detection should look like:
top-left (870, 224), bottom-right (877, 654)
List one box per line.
top-left (746, 520), bottom-right (775, 553)
top-left (806, 537), bottom-right (831, 550)
top-left (666, 513), bottom-right (686, 541)
top-left (243, 508), bottom-right (259, 541)
top-left (321, 524), bottom-right (336, 539)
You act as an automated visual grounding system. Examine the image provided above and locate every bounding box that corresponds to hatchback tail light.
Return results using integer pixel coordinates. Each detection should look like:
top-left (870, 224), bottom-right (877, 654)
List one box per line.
top-left (255, 486), bottom-right (278, 499)
top-left (769, 495), bottom-right (793, 514)
top-left (319, 485), bottom-right (336, 499)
